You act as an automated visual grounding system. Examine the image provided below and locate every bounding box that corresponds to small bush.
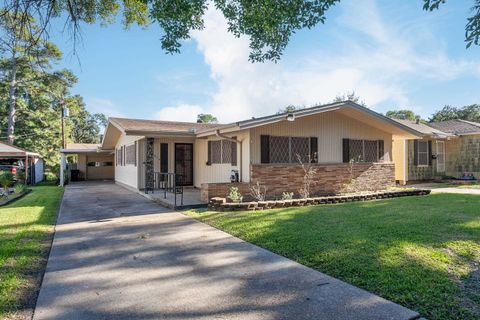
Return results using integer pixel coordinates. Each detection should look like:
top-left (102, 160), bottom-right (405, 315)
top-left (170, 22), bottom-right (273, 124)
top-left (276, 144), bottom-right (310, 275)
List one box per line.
top-left (250, 181), bottom-right (267, 201)
top-left (227, 186), bottom-right (243, 202)
top-left (14, 183), bottom-right (27, 194)
top-left (0, 172), bottom-right (14, 191)
top-left (281, 192), bottom-right (294, 200)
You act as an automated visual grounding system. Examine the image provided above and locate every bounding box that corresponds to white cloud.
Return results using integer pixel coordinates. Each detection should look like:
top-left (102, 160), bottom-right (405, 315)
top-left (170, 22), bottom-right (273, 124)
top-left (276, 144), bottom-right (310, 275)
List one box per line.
top-left (154, 103), bottom-right (203, 122)
top-left (86, 98), bottom-right (126, 118)
top-left (158, 0), bottom-right (479, 123)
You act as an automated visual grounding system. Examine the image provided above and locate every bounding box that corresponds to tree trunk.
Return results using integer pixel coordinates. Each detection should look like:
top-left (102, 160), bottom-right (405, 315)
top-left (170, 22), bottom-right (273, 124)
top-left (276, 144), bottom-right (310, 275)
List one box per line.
top-left (7, 51), bottom-right (17, 144)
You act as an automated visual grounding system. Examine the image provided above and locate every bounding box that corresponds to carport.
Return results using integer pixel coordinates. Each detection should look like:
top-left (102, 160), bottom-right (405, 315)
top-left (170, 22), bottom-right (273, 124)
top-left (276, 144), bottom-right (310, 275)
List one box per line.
top-left (60, 143), bottom-right (114, 186)
top-left (0, 141), bottom-right (44, 184)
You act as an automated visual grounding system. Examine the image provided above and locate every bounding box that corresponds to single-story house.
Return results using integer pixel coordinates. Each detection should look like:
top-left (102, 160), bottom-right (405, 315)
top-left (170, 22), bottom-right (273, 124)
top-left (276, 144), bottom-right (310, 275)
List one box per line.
top-left (392, 119), bottom-right (480, 183)
top-left (0, 141), bottom-right (44, 184)
top-left (98, 101), bottom-right (421, 203)
top-left (59, 143), bottom-right (114, 184)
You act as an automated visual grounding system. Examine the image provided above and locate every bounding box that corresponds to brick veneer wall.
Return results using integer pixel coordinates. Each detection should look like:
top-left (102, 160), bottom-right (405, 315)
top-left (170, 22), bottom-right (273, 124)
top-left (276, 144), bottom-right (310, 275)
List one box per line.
top-left (201, 182), bottom-right (252, 202)
top-left (251, 162), bottom-right (395, 199)
top-left (201, 163), bottom-right (395, 202)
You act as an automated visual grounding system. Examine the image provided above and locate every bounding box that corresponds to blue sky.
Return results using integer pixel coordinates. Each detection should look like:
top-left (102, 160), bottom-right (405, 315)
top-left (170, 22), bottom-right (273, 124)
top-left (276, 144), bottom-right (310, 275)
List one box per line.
top-left (51, 0), bottom-right (480, 123)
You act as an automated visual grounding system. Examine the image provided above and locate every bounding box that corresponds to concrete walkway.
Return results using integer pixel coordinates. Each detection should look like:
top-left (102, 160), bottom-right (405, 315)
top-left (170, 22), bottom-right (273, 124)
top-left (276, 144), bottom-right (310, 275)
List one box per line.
top-left (413, 182), bottom-right (480, 195)
top-left (34, 182), bottom-right (421, 320)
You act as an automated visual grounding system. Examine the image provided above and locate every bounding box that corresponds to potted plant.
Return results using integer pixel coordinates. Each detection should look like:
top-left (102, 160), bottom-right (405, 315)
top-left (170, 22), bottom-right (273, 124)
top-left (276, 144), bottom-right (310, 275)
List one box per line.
top-left (227, 186), bottom-right (243, 203)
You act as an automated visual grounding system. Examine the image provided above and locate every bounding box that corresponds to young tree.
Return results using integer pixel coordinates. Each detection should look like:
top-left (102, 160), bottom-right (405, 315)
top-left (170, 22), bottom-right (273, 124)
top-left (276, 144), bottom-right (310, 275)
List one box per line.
top-left (197, 113), bottom-right (218, 124)
top-left (3, 1), bottom-right (478, 62)
top-left (385, 110), bottom-right (421, 121)
top-left (430, 104), bottom-right (480, 122)
top-left (277, 105), bottom-right (302, 114)
top-left (332, 91), bottom-right (366, 107)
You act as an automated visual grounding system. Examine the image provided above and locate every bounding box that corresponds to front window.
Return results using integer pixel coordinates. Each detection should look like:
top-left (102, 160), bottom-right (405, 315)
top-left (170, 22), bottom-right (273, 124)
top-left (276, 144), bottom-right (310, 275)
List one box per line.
top-left (417, 140), bottom-right (429, 166)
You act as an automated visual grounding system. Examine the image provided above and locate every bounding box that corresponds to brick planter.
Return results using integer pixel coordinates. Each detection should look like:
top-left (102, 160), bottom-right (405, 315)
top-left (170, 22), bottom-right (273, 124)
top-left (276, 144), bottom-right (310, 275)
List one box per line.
top-left (208, 189), bottom-right (431, 211)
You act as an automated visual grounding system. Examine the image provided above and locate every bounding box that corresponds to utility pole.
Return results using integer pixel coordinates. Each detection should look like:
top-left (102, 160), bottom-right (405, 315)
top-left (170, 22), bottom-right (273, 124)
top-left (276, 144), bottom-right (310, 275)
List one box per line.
top-left (60, 98), bottom-right (65, 149)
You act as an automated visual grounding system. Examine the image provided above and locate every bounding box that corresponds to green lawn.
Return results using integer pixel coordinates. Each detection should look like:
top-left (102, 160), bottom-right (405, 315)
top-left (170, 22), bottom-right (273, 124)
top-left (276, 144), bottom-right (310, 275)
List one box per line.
top-left (0, 184), bottom-right (64, 319)
top-left (186, 194), bottom-right (480, 320)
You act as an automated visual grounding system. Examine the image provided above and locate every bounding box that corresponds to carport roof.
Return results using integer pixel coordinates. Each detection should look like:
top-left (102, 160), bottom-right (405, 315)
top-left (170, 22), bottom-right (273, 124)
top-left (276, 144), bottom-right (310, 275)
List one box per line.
top-left (0, 141), bottom-right (41, 157)
top-left (61, 143), bottom-right (112, 154)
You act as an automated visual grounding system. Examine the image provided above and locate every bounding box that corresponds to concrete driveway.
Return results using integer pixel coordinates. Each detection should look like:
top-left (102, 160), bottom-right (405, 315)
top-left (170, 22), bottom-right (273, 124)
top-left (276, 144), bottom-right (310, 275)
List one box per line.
top-left (34, 182), bottom-right (420, 320)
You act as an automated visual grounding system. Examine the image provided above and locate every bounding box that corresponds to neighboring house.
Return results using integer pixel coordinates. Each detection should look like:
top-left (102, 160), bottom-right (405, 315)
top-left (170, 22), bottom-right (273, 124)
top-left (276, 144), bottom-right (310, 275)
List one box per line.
top-left (60, 143), bottom-right (114, 182)
top-left (392, 119), bottom-right (480, 183)
top-left (95, 101), bottom-right (420, 202)
top-left (0, 141), bottom-right (44, 184)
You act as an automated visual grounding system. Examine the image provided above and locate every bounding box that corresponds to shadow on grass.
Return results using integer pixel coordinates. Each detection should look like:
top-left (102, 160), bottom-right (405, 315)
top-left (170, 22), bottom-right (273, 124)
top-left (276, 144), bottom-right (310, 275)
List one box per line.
top-left (189, 194), bottom-right (480, 320)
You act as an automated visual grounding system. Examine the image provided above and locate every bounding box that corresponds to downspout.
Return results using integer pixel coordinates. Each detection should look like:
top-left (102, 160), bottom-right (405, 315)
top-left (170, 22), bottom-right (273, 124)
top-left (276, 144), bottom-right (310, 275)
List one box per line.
top-left (215, 130), bottom-right (243, 182)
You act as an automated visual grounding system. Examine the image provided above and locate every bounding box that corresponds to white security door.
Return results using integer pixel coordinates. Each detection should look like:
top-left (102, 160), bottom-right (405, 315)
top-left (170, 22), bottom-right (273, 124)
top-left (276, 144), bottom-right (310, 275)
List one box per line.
top-left (436, 141), bottom-right (445, 173)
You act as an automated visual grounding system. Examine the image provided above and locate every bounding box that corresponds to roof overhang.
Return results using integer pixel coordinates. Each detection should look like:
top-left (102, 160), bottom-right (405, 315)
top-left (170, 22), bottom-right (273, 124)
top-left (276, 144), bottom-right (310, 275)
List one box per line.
top-left (198, 101), bottom-right (423, 139)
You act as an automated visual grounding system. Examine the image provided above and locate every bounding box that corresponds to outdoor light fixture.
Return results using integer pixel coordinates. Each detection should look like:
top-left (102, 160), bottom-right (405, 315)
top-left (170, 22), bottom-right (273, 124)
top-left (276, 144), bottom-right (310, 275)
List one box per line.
top-left (286, 113), bottom-right (295, 121)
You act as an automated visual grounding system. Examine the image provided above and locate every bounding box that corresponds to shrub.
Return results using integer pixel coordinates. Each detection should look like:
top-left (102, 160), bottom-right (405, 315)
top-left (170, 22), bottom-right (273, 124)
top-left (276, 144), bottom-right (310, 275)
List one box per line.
top-left (227, 186), bottom-right (243, 203)
top-left (250, 181), bottom-right (267, 201)
top-left (0, 171), bottom-right (14, 192)
top-left (281, 192), bottom-right (294, 200)
top-left (14, 183), bottom-right (27, 194)
top-left (297, 153), bottom-right (317, 198)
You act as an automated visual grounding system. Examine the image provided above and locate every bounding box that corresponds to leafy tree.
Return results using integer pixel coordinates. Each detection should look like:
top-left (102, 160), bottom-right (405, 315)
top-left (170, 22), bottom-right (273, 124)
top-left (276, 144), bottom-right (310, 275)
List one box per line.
top-left (430, 104), bottom-right (480, 123)
top-left (332, 91), bottom-right (366, 107)
top-left (0, 16), bottom-right (104, 172)
top-left (385, 110), bottom-right (421, 121)
top-left (69, 95), bottom-right (107, 143)
top-left (278, 105), bottom-right (303, 114)
top-left (2, 1), bottom-right (478, 62)
top-left (197, 113), bottom-right (218, 124)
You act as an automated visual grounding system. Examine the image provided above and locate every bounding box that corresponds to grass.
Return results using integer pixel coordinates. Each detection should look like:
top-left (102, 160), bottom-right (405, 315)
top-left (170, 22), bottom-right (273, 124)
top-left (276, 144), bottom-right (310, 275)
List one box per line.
top-left (186, 194), bottom-right (480, 320)
top-left (0, 184), bottom-right (64, 319)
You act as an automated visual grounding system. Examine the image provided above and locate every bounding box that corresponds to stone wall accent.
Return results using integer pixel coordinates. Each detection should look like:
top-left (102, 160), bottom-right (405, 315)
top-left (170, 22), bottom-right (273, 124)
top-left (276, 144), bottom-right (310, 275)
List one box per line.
top-left (201, 182), bottom-right (252, 202)
top-left (250, 162), bottom-right (395, 199)
top-left (445, 135), bottom-right (480, 179)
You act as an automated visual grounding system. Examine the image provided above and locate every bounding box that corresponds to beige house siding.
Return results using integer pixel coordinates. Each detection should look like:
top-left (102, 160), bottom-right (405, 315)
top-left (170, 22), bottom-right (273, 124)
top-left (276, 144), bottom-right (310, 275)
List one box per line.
top-left (445, 134), bottom-right (480, 178)
top-left (249, 111), bottom-right (393, 164)
top-left (115, 134), bottom-right (142, 189)
top-left (194, 130), bottom-right (250, 188)
top-left (392, 139), bottom-right (407, 183)
top-left (406, 139), bottom-right (439, 181)
top-left (85, 154), bottom-right (114, 180)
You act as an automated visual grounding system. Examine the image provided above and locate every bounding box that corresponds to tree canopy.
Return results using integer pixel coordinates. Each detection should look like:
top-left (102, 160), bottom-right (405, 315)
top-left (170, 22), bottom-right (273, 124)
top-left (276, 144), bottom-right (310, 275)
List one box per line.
top-left (385, 110), bottom-right (422, 121)
top-left (1, 0), bottom-right (478, 62)
top-left (197, 113), bottom-right (218, 124)
top-left (0, 14), bottom-right (106, 172)
top-left (429, 104), bottom-right (480, 123)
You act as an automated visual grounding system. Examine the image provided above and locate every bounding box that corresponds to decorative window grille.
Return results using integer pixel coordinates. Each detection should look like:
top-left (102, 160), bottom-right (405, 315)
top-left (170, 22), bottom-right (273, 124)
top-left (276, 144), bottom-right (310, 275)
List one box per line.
top-left (270, 136), bottom-right (290, 163)
top-left (116, 148), bottom-right (123, 166)
top-left (418, 140), bottom-right (429, 166)
top-left (349, 139), bottom-right (364, 162)
top-left (291, 137), bottom-right (310, 163)
top-left (345, 139), bottom-right (382, 163)
top-left (364, 140), bottom-right (378, 163)
top-left (269, 136), bottom-right (311, 164)
top-left (125, 143), bottom-right (136, 165)
top-left (208, 140), bottom-right (237, 165)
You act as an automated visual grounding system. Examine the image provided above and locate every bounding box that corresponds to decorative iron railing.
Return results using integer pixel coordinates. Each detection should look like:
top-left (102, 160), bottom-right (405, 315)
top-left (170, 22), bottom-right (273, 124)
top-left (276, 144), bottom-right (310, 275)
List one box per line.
top-left (150, 172), bottom-right (184, 207)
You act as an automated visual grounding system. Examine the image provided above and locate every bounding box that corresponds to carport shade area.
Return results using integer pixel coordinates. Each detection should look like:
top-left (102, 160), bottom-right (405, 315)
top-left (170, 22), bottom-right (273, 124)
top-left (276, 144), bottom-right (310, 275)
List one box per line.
top-left (60, 143), bottom-right (114, 185)
top-left (0, 141), bottom-right (44, 184)
top-left (33, 182), bottom-right (420, 320)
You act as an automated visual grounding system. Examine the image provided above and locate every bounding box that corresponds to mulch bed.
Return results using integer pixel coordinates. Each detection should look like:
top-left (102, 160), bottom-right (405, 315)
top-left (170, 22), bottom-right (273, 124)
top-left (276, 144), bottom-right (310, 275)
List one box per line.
top-left (209, 189), bottom-right (431, 211)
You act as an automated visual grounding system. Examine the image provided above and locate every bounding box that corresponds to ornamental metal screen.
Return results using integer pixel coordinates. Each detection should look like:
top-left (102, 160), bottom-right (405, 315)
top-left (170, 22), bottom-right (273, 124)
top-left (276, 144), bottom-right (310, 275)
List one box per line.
top-left (364, 140), bottom-right (378, 163)
top-left (349, 139), bottom-right (364, 162)
top-left (221, 140), bottom-right (232, 164)
top-left (269, 136), bottom-right (290, 163)
top-left (125, 144), bottom-right (136, 165)
top-left (210, 140), bottom-right (222, 164)
top-left (291, 137), bottom-right (310, 163)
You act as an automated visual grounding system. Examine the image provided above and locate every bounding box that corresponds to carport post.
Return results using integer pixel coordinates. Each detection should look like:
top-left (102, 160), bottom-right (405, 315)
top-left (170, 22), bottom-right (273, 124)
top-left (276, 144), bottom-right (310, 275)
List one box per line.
top-left (60, 153), bottom-right (66, 186)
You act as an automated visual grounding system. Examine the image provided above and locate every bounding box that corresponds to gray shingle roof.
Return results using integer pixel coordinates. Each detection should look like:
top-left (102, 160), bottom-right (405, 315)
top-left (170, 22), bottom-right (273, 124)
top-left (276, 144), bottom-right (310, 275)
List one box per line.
top-left (428, 119), bottom-right (480, 135)
top-left (389, 119), bottom-right (449, 137)
top-left (110, 117), bottom-right (224, 134)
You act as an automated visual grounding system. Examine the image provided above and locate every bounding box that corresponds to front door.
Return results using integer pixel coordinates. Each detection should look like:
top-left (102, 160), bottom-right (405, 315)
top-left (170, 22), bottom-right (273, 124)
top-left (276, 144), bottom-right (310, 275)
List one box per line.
top-left (175, 143), bottom-right (193, 186)
top-left (436, 141), bottom-right (445, 173)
